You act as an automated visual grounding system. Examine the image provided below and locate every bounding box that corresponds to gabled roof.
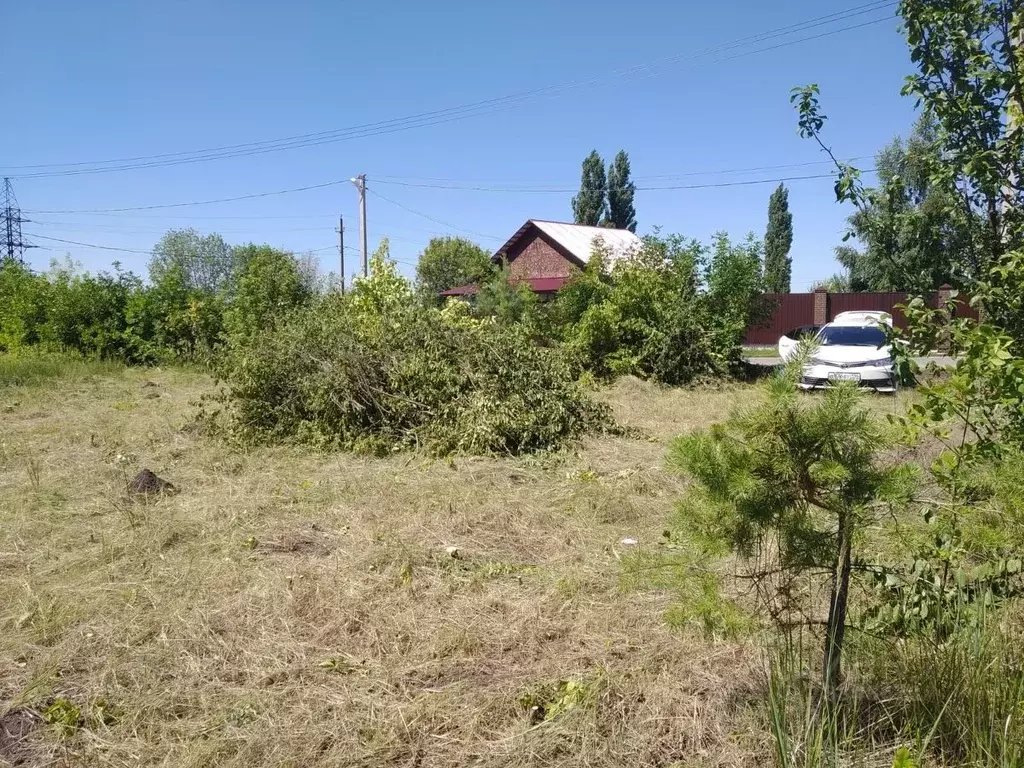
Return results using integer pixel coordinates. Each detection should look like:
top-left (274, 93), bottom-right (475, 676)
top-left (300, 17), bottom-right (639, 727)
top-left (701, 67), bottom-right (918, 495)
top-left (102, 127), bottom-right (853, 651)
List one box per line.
top-left (493, 219), bottom-right (642, 266)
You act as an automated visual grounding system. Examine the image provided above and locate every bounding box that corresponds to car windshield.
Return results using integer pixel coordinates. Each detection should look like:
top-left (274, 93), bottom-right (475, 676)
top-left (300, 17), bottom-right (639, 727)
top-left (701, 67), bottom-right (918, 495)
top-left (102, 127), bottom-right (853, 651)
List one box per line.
top-left (817, 325), bottom-right (887, 347)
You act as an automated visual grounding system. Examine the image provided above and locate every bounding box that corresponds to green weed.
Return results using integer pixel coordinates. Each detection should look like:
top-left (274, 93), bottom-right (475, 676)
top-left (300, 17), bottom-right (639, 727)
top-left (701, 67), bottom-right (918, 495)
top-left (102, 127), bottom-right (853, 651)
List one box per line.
top-left (43, 698), bottom-right (82, 737)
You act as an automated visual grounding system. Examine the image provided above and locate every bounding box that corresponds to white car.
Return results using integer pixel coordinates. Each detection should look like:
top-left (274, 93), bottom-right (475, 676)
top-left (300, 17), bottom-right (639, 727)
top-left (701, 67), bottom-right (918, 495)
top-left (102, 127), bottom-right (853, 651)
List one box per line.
top-left (778, 311), bottom-right (897, 393)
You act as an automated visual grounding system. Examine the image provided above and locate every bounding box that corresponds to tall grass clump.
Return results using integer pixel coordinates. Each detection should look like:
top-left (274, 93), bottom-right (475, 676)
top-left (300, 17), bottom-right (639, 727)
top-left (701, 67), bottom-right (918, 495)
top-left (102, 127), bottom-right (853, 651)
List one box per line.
top-left (0, 351), bottom-right (124, 388)
top-left (862, 615), bottom-right (1024, 766)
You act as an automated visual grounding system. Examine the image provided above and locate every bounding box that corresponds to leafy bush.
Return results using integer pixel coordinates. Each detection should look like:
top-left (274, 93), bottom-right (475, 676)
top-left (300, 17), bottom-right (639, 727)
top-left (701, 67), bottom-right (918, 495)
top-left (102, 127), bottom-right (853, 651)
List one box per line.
top-left (132, 264), bottom-right (225, 362)
top-left (0, 260), bottom-right (153, 362)
top-left (552, 241), bottom-right (614, 331)
top-left (213, 253), bottom-right (612, 455)
top-left (559, 232), bottom-right (761, 384)
top-left (37, 260), bottom-right (143, 361)
top-left (560, 235), bottom-right (697, 378)
top-left (0, 232), bottom-right (321, 365)
top-left (0, 261), bottom-right (48, 351)
top-left (224, 244), bottom-right (312, 341)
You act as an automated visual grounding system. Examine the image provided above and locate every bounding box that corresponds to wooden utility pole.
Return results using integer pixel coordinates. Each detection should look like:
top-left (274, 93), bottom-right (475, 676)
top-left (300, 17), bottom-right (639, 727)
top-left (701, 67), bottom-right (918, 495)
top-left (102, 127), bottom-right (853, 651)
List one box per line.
top-left (337, 215), bottom-right (345, 293)
top-left (1004, 10), bottom-right (1024, 229)
top-left (350, 174), bottom-right (368, 276)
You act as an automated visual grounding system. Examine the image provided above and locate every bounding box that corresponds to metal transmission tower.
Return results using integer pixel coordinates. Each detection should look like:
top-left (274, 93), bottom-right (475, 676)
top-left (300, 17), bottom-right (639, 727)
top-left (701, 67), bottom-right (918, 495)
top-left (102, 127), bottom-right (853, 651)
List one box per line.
top-left (2, 177), bottom-right (35, 264)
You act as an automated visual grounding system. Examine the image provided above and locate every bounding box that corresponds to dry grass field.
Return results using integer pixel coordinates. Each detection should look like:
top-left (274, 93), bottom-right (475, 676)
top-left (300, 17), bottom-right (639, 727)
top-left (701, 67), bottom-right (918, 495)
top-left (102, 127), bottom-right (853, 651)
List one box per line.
top-left (0, 365), bottom-right (911, 767)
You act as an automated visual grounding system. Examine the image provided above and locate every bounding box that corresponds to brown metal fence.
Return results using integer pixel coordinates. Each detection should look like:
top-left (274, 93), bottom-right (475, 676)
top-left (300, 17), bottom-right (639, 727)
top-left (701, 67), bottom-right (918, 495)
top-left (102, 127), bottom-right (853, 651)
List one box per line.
top-left (746, 293), bottom-right (815, 345)
top-left (744, 290), bottom-right (977, 345)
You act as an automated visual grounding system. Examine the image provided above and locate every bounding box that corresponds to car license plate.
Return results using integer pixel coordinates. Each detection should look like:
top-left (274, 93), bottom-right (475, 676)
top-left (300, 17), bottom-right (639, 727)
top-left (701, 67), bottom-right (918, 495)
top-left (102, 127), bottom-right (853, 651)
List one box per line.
top-left (828, 372), bottom-right (861, 382)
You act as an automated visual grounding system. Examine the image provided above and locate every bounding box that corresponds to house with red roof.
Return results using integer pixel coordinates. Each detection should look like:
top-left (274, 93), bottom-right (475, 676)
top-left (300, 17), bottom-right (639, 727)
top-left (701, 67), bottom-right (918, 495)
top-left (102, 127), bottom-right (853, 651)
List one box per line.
top-left (441, 219), bottom-right (643, 298)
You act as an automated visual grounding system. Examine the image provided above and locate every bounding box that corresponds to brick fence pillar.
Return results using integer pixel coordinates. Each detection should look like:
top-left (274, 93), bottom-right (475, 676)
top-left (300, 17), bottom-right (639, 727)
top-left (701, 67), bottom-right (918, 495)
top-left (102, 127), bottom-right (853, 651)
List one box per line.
top-left (937, 283), bottom-right (954, 308)
top-left (935, 284), bottom-right (955, 351)
top-left (813, 287), bottom-right (829, 325)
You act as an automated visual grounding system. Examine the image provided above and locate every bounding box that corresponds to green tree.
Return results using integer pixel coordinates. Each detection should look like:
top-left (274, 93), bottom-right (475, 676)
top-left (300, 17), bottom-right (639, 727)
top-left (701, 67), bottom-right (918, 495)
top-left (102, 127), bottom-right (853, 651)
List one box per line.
top-left (0, 261), bottom-right (48, 351)
top-left (571, 150), bottom-right (607, 226)
top-left (563, 233), bottom-right (742, 383)
top-left (763, 183), bottom-right (793, 293)
top-left (900, 0), bottom-right (1024, 274)
top-left (605, 150), bottom-right (637, 232)
top-left (348, 238), bottom-right (415, 324)
top-left (669, 378), bottom-right (915, 696)
top-left (149, 229), bottom-right (236, 294)
top-left (414, 236), bottom-right (493, 305)
top-left (836, 117), bottom-right (974, 291)
top-left (553, 240), bottom-right (614, 332)
top-left (38, 259), bottom-right (142, 360)
top-left (224, 245), bottom-right (312, 340)
top-left (792, 0), bottom-right (1024, 453)
top-left (704, 232), bottom-right (764, 362)
top-left (142, 263), bottom-right (225, 360)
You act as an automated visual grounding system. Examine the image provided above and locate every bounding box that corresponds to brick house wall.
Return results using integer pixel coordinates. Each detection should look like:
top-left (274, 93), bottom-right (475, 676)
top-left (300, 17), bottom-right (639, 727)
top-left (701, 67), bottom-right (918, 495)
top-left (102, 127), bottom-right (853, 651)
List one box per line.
top-left (505, 231), bottom-right (580, 281)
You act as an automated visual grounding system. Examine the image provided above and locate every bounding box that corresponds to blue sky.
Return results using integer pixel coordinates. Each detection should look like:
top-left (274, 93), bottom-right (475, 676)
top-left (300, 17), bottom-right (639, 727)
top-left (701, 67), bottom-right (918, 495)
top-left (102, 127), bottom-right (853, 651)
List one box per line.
top-left (5, 0), bottom-right (916, 289)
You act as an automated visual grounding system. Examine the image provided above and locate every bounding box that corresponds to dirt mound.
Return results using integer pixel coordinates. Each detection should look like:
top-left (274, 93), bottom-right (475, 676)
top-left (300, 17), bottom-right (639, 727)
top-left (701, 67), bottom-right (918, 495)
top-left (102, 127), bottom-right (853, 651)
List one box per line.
top-left (127, 469), bottom-right (177, 498)
top-left (0, 709), bottom-right (40, 766)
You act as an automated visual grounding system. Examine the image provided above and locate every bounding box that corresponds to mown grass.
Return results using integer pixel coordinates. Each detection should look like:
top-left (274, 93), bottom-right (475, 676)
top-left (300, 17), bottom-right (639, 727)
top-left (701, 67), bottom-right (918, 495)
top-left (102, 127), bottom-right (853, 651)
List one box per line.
top-left (0, 368), bottom-right (767, 766)
top-left (0, 365), bottom-right (954, 767)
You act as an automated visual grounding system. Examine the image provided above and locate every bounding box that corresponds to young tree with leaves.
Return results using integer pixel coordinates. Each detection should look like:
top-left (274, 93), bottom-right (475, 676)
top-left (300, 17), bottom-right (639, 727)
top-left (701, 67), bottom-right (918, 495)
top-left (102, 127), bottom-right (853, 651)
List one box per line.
top-left (224, 245), bottom-right (312, 341)
top-left (834, 117), bottom-right (974, 291)
top-left (791, 0), bottom-right (1024, 452)
top-left (571, 150), bottom-right (607, 226)
top-left (810, 273), bottom-right (851, 292)
top-left (414, 236), bottom-right (493, 305)
top-left (776, 3), bottom-right (1024, 712)
top-left (149, 229), bottom-right (236, 294)
top-left (605, 150), bottom-right (637, 232)
top-left (763, 183), bottom-right (793, 293)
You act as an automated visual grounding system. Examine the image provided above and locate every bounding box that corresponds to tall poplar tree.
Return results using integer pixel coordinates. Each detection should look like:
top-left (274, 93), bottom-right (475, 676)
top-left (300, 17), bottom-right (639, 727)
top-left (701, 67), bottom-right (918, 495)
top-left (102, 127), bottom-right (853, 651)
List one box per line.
top-left (605, 150), bottom-right (637, 232)
top-left (763, 183), bottom-right (793, 293)
top-left (571, 150), bottom-right (607, 226)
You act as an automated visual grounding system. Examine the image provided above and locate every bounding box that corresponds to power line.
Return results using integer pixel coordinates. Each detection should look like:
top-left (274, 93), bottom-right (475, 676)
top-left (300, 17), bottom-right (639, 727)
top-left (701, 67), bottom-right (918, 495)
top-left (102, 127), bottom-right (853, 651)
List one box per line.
top-left (373, 156), bottom-right (875, 186)
top-left (372, 170), bottom-right (878, 193)
top-left (29, 218), bottom-right (347, 234)
top-left (25, 233), bottom-right (153, 254)
top-left (25, 179), bottom-right (346, 214)
top-left (23, 156), bottom-right (875, 217)
top-left (4, 3), bottom-right (895, 179)
top-left (28, 212), bottom-right (475, 244)
top-left (26, 233), bottom-right (342, 257)
top-left (365, 187), bottom-right (503, 241)
top-left (32, 213), bottom-right (454, 254)
top-left (27, 230), bottom-right (422, 267)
